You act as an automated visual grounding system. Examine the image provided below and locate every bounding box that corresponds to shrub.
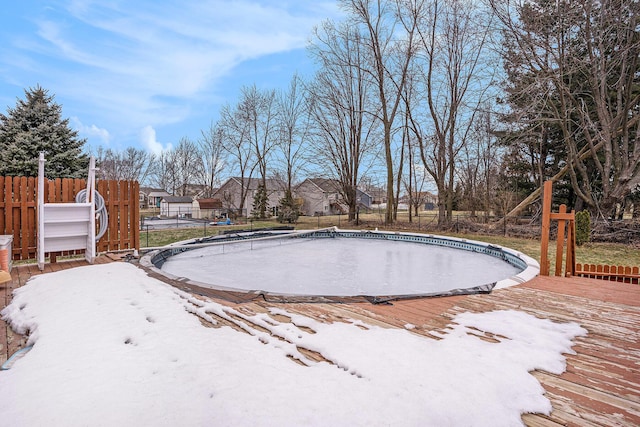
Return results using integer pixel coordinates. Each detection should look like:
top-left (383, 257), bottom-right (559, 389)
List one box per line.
top-left (575, 210), bottom-right (591, 246)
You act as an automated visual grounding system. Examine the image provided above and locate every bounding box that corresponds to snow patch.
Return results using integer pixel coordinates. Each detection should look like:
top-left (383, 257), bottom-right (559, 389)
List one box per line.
top-left (0, 263), bottom-right (586, 426)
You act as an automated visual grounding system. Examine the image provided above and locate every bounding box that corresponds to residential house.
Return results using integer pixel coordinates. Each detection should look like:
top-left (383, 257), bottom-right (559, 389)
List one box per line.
top-left (179, 183), bottom-right (209, 199)
top-left (212, 177), bottom-right (286, 218)
top-left (160, 196), bottom-right (194, 217)
top-left (139, 187), bottom-right (168, 209)
top-left (147, 190), bottom-right (171, 209)
top-left (295, 178), bottom-right (344, 216)
top-left (192, 198), bottom-right (223, 219)
top-left (139, 190), bottom-right (148, 209)
top-left (296, 178), bottom-right (374, 216)
top-left (397, 191), bottom-right (438, 211)
top-left (420, 191), bottom-right (438, 210)
top-left (366, 187), bottom-right (387, 206)
top-left (356, 189), bottom-right (373, 209)
top-left (411, 191), bottom-right (437, 210)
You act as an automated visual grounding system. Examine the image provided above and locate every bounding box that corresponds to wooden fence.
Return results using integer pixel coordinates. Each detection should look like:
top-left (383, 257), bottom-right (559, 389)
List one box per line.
top-left (576, 264), bottom-right (640, 284)
top-left (0, 176), bottom-right (139, 262)
top-left (540, 179), bottom-right (639, 284)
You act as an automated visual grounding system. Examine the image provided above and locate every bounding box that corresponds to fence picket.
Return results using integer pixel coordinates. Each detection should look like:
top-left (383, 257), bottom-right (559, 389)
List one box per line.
top-left (119, 180), bottom-right (127, 248)
top-left (575, 262), bottom-right (639, 284)
top-left (0, 177), bottom-right (5, 234)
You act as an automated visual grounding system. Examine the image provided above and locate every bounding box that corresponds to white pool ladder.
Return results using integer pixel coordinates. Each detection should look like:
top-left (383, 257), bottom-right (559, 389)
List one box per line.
top-left (37, 153), bottom-right (97, 270)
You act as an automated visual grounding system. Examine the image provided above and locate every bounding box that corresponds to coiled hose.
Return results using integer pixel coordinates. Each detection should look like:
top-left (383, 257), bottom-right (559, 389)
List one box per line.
top-left (75, 189), bottom-right (108, 241)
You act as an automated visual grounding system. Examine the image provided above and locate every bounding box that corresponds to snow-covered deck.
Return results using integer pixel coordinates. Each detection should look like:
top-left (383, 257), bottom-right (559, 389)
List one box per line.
top-left (2, 256), bottom-right (639, 426)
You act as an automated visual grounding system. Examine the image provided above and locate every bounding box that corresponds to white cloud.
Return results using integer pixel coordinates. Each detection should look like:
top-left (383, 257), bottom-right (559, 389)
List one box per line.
top-left (140, 125), bottom-right (172, 155)
top-left (2, 1), bottom-right (342, 149)
top-left (71, 116), bottom-right (111, 145)
top-left (40, 1), bottom-right (336, 111)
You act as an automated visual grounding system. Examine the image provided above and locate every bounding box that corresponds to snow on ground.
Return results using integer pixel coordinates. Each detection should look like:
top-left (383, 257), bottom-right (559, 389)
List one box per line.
top-left (0, 263), bottom-right (586, 426)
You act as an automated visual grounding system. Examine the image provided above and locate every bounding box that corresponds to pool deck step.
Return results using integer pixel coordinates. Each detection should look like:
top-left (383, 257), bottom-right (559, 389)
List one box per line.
top-left (1, 258), bottom-right (639, 426)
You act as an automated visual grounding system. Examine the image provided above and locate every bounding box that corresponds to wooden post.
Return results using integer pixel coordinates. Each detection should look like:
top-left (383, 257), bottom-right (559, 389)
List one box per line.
top-left (540, 180), bottom-right (553, 276)
top-left (555, 204), bottom-right (567, 276)
top-left (565, 212), bottom-right (576, 277)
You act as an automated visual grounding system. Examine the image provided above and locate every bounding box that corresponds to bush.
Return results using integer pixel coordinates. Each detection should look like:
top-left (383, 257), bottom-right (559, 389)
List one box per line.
top-left (277, 191), bottom-right (301, 224)
top-left (575, 210), bottom-right (591, 246)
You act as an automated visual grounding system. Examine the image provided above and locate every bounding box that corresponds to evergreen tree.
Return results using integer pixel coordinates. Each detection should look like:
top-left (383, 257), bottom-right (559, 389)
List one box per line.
top-left (493, 0), bottom-right (640, 217)
top-left (251, 183), bottom-right (269, 220)
top-left (277, 190), bottom-right (300, 224)
top-left (0, 85), bottom-right (88, 178)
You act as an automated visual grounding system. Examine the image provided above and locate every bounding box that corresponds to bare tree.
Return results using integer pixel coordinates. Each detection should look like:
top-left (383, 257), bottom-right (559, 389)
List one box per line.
top-left (172, 137), bottom-right (204, 196)
top-left (199, 121), bottom-right (227, 197)
top-left (94, 146), bottom-right (155, 184)
top-left (219, 101), bottom-right (258, 215)
top-left (150, 150), bottom-right (177, 194)
top-left (340, 0), bottom-right (420, 225)
top-left (458, 108), bottom-right (502, 219)
top-left (407, 0), bottom-right (495, 227)
top-left (307, 19), bottom-right (379, 222)
top-left (403, 134), bottom-right (433, 220)
top-left (236, 85), bottom-right (278, 218)
top-left (274, 74), bottom-right (310, 197)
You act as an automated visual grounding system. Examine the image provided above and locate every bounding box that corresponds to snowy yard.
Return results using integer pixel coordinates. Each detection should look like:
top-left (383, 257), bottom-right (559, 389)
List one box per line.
top-left (0, 263), bottom-right (586, 426)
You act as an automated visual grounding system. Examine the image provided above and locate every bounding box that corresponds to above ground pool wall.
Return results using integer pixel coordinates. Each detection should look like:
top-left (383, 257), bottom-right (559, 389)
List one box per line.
top-left (141, 228), bottom-right (539, 297)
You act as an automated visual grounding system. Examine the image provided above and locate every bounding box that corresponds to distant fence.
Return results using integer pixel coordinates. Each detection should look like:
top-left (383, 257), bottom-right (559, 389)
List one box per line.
top-left (0, 176), bottom-right (139, 261)
top-left (576, 264), bottom-right (640, 284)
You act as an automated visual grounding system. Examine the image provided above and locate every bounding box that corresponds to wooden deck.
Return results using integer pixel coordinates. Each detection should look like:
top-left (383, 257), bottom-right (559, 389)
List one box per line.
top-left (0, 256), bottom-right (114, 364)
top-left (2, 259), bottom-right (638, 426)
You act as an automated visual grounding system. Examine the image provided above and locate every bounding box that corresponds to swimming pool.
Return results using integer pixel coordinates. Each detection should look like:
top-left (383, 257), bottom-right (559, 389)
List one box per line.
top-left (141, 228), bottom-right (539, 303)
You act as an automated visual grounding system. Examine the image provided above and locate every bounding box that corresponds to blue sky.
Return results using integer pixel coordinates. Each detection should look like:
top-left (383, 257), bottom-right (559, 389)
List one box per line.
top-left (0, 0), bottom-right (341, 155)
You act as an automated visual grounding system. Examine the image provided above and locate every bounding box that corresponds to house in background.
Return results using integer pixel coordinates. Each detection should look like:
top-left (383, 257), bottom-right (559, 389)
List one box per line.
top-left (139, 187), bottom-right (169, 209)
top-left (296, 178), bottom-right (374, 216)
top-left (192, 198), bottom-right (223, 219)
top-left (356, 189), bottom-right (373, 210)
top-left (399, 191), bottom-right (438, 210)
top-left (179, 183), bottom-right (209, 199)
top-left (418, 191), bottom-right (438, 210)
top-left (160, 196), bottom-right (194, 217)
top-left (213, 177), bottom-right (285, 218)
top-left (147, 189), bottom-right (171, 209)
top-left (366, 187), bottom-right (387, 206)
top-left (295, 178), bottom-right (349, 216)
top-left (139, 189), bottom-right (149, 209)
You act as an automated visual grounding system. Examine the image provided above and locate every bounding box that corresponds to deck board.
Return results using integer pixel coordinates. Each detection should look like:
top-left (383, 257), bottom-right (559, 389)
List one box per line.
top-left (1, 259), bottom-right (639, 426)
top-left (245, 276), bottom-right (640, 427)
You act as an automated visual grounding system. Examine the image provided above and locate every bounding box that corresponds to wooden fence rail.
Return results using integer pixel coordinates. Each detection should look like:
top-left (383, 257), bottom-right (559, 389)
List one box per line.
top-left (0, 176), bottom-right (139, 262)
top-left (576, 264), bottom-right (640, 284)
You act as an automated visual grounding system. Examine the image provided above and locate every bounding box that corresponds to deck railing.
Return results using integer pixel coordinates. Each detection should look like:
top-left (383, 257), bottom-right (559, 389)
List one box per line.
top-left (575, 264), bottom-right (640, 284)
top-left (540, 179), bottom-right (638, 284)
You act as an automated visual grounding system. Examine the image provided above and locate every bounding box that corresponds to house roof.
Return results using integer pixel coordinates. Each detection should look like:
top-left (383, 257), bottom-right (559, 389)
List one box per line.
top-left (301, 178), bottom-right (341, 193)
top-left (225, 177), bottom-right (286, 191)
top-left (195, 198), bottom-right (222, 209)
top-left (162, 196), bottom-right (193, 203)
top-left (356, 189), bottom-right (372, 198)
top-left (182, 184), bottom-right (208, 197)
top-left (148, 190), bottom-right (171, 197)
